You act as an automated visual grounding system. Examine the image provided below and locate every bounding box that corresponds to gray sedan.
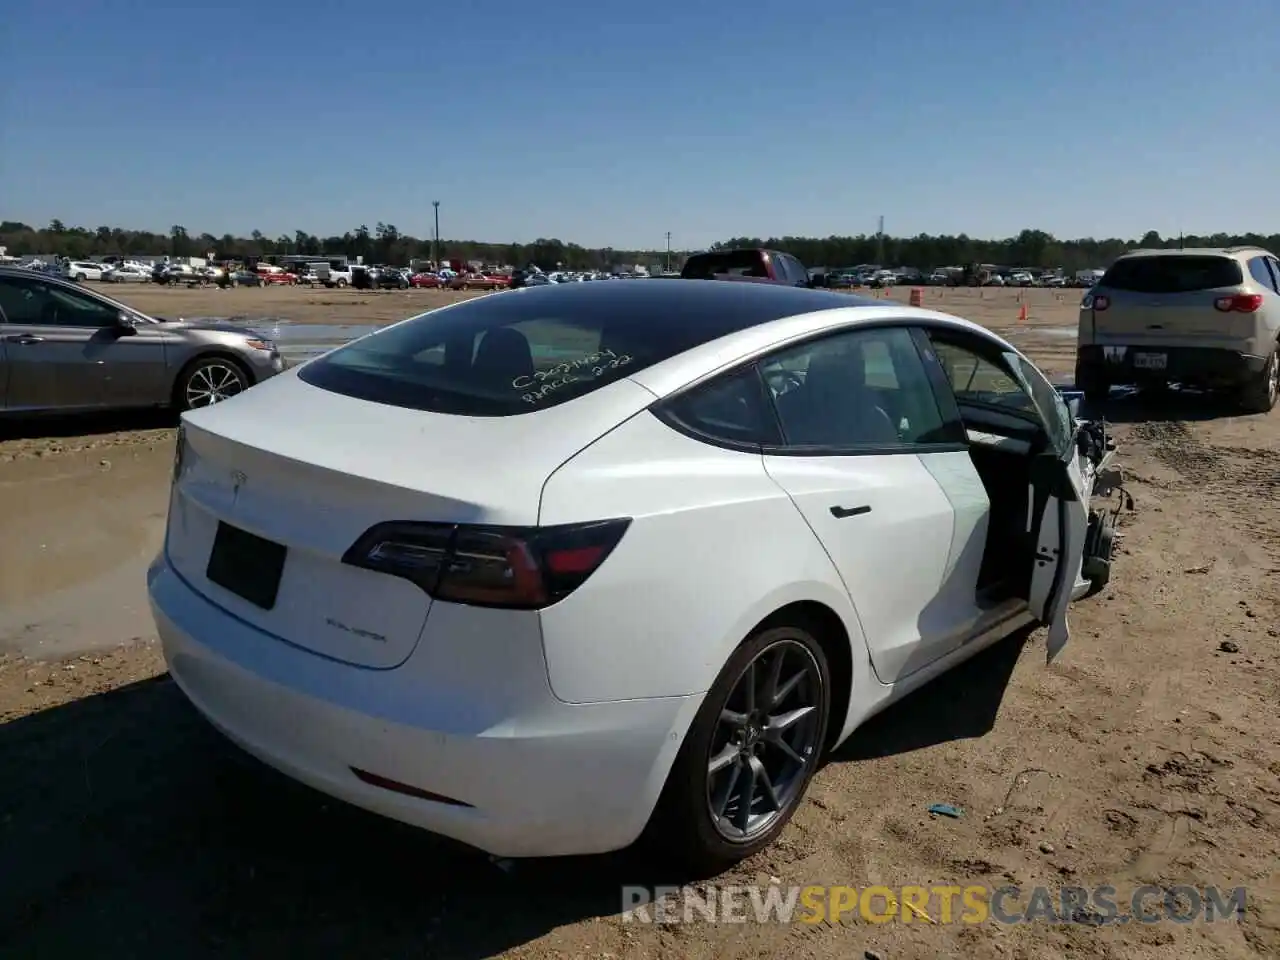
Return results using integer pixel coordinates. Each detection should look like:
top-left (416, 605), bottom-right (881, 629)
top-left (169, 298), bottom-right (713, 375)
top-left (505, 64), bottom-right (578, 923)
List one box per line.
top-left (0, 267), bottom-right (285, 415)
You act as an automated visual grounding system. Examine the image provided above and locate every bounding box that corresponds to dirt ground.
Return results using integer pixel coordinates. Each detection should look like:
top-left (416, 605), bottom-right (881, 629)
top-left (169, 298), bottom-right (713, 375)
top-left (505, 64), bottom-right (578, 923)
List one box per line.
top-left (1, 285), bottom-right (1277, 959)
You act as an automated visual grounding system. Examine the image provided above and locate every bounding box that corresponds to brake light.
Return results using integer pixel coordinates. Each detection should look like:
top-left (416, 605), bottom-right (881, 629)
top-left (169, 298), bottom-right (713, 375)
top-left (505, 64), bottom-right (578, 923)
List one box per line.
top-left (1214, 293), bottom-right (1263, 313)
top-left (342, 518), bottom-right (631, 609)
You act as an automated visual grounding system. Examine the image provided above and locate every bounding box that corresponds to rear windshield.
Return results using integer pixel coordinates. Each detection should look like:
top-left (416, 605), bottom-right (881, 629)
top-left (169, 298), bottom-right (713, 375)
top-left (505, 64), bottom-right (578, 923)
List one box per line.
top-left (1101, 255), bottom-right (1243, 294)
top-left (296, 286), bottom-right (780, 416)
top-left (682, 250), bottom-right (769, 280)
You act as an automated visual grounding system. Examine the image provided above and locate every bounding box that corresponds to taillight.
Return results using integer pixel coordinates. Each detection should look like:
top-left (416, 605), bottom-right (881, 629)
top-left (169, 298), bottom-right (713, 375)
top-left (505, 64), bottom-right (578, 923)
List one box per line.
top-left (1085, 294), bottom-right (1110, 311)
top-left (342, 518), bottom-right (631, 609)
top-left (1214, 293), bottom-right (1263, 313)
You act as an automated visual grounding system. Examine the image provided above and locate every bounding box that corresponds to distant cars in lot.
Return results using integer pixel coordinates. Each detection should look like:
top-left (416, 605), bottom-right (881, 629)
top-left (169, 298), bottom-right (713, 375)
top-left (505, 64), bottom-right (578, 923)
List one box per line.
top-left (1076, 246), bottom-right (1280, 412)
top-left (149, 279), bottom-right (1119, 872)
top-left (0, 266), bottom-right (285, 415)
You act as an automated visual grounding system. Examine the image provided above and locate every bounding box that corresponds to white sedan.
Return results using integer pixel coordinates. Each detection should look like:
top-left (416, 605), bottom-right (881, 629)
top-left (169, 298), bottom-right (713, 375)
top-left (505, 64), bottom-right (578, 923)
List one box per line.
top-left (101, 263), bottom-right (153, 283)
top-left (148, 280), bottom-right (1121, 872)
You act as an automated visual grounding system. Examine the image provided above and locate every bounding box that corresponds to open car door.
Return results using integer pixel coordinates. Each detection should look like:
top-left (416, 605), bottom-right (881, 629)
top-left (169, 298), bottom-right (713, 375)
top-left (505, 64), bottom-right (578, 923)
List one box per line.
top-left (1004, 352), bottom-right (1090, 662)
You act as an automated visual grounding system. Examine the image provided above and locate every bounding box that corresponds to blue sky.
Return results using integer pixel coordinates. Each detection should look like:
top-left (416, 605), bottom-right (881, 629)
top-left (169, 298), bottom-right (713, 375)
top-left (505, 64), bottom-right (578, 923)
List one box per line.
top-left (3, 0), bottom-right (1276, 249)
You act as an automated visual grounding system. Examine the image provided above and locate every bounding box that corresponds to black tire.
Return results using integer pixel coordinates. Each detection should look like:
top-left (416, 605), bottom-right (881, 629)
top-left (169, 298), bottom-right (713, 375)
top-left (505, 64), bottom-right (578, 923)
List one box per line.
top-left (74, 272), bottom-right (86, 282)
top-left (1238, 350), bottom-right (1278, 414)
top-left (1075, 362), bottom-right (1110, 405)
top-left (336, 278), bottom-right (347, 288)
top-left (643, 620), bottom-right (831, 876)
top-left (174, 356), bottom-right (250, 411)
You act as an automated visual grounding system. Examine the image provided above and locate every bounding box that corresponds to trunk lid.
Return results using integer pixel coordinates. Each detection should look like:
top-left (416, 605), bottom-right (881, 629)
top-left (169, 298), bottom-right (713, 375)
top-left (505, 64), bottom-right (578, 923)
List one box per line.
top-left (1089, 254), bottom-right (1254, 344)
top-left (165, 371), bottom-right (656, 667)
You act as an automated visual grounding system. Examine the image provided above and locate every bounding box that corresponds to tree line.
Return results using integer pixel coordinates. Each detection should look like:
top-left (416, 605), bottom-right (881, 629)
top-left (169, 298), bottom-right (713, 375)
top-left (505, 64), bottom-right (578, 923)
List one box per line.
top-left (3, 220), bottom-right (1277, 274)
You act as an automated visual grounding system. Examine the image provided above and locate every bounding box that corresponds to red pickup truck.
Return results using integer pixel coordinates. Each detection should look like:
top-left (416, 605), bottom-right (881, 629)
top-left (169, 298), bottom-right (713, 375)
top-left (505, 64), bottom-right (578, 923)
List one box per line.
top-left (680, 248), bottom-right (826, 287)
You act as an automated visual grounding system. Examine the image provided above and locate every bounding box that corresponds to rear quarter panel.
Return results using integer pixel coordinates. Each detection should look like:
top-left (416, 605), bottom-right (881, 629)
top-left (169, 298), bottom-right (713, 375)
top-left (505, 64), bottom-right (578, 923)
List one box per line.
top-left (536, 410), bottom-right (868, 704)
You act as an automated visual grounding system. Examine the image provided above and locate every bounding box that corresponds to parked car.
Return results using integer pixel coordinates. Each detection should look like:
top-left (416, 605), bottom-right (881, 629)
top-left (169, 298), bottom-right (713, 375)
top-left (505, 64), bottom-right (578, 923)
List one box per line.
top-left (257, 267), bottom-right (300, 286)
top-left (101, 264), bottom-right (153, 283)
top-left (680, 248), bottom-right (822, 287)
top-left (1076, 246), bottom-right (1280, 411)
top-left (0, 267), bottom-right (284, 415)
top-left (231, 269), bottom-right (265, 287)
top-left (410, 272), bottom-right (443, 289)
top-left (371, 267), bottom-right (410, 289)
top-left (63, 260), bottom-right (107, 282)
top-left (148, 280), bottom-right (1120, 873)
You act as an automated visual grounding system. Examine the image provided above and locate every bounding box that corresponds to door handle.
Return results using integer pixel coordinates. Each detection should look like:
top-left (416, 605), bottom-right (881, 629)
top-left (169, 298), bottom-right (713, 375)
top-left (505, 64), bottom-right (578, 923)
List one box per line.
top-left (3, 334), bottom-right (44, 344)
top-left (829, 504), bottom-right (871, 519)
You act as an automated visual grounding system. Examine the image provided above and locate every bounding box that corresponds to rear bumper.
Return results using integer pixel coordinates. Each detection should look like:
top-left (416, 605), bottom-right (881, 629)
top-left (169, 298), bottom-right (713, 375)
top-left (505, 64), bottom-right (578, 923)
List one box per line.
top-left (147, 553), bottom-right (701, 858)
top-left (1076, 344), bottom-right (1267, 386)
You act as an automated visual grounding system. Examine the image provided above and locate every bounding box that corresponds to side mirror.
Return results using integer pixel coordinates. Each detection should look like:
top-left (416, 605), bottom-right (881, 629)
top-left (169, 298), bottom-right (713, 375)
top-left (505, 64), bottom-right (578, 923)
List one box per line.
top-left (115, 312), bottom-right (139, 334)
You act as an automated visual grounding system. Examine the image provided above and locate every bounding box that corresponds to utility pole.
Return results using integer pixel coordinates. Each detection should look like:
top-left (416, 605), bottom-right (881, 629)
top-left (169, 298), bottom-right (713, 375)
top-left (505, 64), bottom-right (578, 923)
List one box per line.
top-left (432, 201), bottom-right (440, 268)
top-left (665, 231), bottom-right (672, 273)
top-left (876, 215), bottom-right (885, 265)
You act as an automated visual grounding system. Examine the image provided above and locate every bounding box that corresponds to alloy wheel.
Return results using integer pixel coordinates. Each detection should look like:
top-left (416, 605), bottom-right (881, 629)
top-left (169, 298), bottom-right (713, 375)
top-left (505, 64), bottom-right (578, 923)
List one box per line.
top-left (706, 639), bottom-right (823, 841)
top-left (185, 362), bottom-right (246, 408)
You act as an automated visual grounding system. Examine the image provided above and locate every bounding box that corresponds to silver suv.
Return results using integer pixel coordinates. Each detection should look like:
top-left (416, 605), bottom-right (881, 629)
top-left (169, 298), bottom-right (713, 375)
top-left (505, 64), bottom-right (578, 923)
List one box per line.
top-left (1075, 246), bottom-right (1280, 412)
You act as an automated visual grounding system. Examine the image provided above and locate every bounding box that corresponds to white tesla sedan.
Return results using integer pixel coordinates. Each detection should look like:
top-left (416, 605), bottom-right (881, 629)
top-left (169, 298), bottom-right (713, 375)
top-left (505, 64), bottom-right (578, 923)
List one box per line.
top-left (148, 280), bottom-right (1121, 872)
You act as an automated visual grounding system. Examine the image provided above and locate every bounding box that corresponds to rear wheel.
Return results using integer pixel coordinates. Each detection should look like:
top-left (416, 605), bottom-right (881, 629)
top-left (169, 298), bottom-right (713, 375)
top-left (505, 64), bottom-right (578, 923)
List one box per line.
top-left (175, 357), bottom-right (250, 411)
top-left (1239, 350), bottom-right (1279, 414)
top-left (1075, 362), bottom-right (1110, 405)
top-left (336, 278), bottom-right (347, 288)
top-left (644, 622), bottom-right (830, 875)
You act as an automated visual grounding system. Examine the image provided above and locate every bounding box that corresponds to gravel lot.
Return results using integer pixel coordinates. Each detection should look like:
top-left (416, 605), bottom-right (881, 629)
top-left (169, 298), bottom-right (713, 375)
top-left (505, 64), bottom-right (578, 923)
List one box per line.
top-left (2, 285), bottom-right (1277, 959)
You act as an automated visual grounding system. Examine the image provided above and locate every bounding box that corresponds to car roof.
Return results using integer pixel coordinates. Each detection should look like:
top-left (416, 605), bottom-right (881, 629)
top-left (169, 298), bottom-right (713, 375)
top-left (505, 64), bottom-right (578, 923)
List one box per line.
top-left (1118, 246), bottom-right (1276, 260)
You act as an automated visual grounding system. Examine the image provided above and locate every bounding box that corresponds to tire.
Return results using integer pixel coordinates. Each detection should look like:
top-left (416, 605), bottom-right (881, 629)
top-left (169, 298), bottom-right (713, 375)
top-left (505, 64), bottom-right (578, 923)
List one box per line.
top-left (174, 356), bottom-right (250, 411)
top-left (337, 278), bottom-right (347, 288)
top-left (75, 272), bottom-right (86, 282)
top-left (1075, 362), bottom-right (1110, 405)
top-left (1238, 350), bottom-right (1279, 414)
top-left (643, 621), bottom-right (831, 876)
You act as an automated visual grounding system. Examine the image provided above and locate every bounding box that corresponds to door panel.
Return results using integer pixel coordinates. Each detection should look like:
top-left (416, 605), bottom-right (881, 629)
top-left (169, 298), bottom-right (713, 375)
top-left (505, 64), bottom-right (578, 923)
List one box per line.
top-left (3, 324), bottom-right (104, 410)
top-left (0, 338), bottom-right (8, 409)
top-left (756, 324), bottom-right (971, 684)
top-left (764, 452), bottom-right (956, 683)
top-left (93, 325), bottom-right (172, 407)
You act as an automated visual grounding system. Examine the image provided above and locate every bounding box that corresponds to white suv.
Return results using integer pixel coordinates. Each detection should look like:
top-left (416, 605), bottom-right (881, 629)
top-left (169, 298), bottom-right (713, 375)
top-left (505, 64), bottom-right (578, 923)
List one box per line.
top-left (1076, 247), bottom-right (1280, 412)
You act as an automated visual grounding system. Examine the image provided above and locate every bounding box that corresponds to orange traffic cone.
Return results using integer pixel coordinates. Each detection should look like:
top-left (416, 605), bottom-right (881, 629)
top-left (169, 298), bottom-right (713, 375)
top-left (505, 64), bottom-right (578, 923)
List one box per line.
top-left (1017, 303), bottom-right (1028, 324)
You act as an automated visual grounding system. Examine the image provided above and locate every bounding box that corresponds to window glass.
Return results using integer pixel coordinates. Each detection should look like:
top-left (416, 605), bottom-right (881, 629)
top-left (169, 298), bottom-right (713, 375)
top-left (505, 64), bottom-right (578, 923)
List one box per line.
top-left (662, 366), bottom-right (781, 446)
top-left (296, 283), bottom-right (791, 415)
top-left (762, 326), bottom-right (949, 449)
top-left (0, 278), bottom-right (119, 326)
top-left (1101, 255), bottom-right (1242, 293)
top-left (1248, 256), bottom-right (1280, 293)
top-left (1007, 354), bottom-right (1075, 458)
top-left (930, 339), bottom-right (1036, 416)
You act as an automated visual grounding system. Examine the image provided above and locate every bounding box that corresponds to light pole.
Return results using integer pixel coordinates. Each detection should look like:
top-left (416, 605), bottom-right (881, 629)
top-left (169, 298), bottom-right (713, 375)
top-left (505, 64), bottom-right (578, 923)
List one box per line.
top-left (432, 201), bottom-right (440, 269)
top-left (665, 231), bottom-right (671, 273)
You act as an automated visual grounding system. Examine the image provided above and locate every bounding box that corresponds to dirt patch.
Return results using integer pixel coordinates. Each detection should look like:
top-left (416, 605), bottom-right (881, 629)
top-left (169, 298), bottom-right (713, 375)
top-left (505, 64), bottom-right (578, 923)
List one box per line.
top-left (2, 287), bottom-right (1279, 959)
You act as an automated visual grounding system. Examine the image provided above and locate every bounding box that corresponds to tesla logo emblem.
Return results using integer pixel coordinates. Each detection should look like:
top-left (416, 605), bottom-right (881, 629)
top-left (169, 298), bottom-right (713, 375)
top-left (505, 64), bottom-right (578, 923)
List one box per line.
top-left (1103, 346), bottom-right (1127, 363)
top-left (230, 470), bottom-right (247, 497)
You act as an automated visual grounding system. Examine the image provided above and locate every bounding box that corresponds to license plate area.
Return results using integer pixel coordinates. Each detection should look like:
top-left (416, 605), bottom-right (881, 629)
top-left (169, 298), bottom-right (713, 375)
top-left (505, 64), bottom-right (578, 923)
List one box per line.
top-left (1133, 352), bottom-right (1167, 371)
top-left (206, 521), bottom-right (287, 610)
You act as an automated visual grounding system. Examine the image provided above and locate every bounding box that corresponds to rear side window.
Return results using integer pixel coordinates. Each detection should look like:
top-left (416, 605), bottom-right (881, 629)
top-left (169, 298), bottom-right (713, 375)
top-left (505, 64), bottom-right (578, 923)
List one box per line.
top-left (1248, 256), bottom-right (1280, 293)
top-left (659, 366), bottom-right (782, 447)
top-left (681, 250), bottom-right (769, 279)
top-left (297, 288), bottom-right (783, 416)
top-left (1101, 255), bottom-right (1243, 293)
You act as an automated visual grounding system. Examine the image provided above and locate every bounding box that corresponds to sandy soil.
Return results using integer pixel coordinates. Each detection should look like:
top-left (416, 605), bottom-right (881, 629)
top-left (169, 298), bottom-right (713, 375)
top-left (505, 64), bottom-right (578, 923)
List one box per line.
top-left (2, 285), bottom-right (1277, 959)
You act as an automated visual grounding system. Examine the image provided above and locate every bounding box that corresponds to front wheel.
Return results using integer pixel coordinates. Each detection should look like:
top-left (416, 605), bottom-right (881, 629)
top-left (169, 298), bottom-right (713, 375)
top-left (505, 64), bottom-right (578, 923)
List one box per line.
top-left (1239, 350), bottom-right (1279, 414)
top-left (645, 622), bottom-right (831, 875)
top-left (176, 357), bottom-right (249, 411)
